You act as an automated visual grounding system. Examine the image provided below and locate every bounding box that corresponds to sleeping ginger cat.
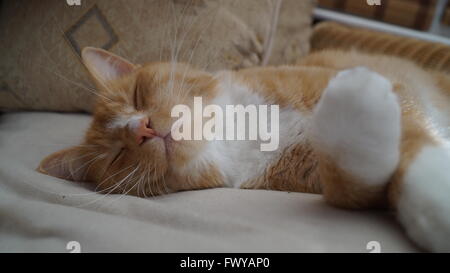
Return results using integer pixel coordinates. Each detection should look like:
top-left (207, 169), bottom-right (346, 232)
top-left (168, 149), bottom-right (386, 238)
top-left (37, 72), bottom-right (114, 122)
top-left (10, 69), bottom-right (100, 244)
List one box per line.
top-left (38, 47), bottom-right (450, 252)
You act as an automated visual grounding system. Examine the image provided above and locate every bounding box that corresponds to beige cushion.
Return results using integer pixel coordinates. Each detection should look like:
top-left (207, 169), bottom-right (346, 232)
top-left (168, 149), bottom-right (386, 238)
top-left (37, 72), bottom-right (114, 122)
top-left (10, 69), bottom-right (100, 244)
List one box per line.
top-left (0, 0), bottom-right (313, 112)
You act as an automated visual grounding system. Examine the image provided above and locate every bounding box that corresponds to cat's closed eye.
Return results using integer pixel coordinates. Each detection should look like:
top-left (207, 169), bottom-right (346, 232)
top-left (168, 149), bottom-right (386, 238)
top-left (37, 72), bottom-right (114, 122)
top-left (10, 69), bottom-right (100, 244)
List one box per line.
top-left (133, 84), bottom-right (142, 110)
top-left (110, 148), bottom-right (124, 166)
top-left (133, 76), bottom-right (148, 111)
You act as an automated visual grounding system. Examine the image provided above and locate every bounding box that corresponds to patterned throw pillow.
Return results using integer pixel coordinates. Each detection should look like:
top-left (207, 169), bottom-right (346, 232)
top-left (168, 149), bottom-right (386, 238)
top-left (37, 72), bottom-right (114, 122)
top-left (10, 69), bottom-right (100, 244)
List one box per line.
top-left (0, 0), bottom-right (313, 112)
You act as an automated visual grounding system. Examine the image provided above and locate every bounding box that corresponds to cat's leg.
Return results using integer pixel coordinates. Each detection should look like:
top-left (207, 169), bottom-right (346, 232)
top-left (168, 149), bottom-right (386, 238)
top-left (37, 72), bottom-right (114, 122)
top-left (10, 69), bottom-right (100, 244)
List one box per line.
top-left (390, 139), bottom-right (450, 252)
top-left (311, 67), bottom-right (401, 208)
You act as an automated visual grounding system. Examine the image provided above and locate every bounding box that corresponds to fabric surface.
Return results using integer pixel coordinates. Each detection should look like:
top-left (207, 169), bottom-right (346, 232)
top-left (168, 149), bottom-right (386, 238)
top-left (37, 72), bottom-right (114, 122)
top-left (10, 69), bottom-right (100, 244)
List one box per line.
top-left (0, 0), bottom-right (313, 112)
top-left (310, 22), bottom-right (450, 73)
top-left (0, 112), bottom-right (419, 252)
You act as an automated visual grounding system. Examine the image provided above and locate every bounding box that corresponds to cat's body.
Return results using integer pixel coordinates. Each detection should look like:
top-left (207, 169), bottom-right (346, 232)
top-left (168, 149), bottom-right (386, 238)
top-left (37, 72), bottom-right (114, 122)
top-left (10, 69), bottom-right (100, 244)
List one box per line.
top-left (199, 67), bottom-right (323, 191)
top-left (39, 48), bottom-right (450, 252)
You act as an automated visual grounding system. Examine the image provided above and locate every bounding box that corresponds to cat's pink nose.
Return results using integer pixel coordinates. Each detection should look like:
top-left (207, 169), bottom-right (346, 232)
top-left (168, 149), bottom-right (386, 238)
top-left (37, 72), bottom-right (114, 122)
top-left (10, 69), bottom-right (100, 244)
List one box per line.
top-left (134, 117), bottom-right (157, 145)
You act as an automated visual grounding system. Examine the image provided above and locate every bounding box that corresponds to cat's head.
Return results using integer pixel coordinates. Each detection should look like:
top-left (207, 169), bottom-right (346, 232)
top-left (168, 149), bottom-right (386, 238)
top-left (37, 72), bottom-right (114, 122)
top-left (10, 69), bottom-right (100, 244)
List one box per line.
top-left (38, 47), bottom-right (224, 196)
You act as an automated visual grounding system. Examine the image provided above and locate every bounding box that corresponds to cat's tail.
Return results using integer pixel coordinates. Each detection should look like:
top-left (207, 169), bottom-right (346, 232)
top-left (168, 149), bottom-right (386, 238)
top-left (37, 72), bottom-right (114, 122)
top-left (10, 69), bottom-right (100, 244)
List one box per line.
top-left (389, 143), bottom-right (450, 252)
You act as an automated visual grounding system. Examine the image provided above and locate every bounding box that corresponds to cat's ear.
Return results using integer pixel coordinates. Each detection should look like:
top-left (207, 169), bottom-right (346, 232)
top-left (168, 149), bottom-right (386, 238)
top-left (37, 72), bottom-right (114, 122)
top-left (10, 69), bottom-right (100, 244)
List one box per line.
top-left (81, 47), bottom-right (136, 85)
top-left (37, 147), bottom-right (92, 182)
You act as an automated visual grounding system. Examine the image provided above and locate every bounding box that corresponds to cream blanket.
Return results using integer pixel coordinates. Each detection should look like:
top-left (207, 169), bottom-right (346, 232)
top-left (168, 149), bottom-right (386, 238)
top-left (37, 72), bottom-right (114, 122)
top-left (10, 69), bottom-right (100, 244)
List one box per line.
top-left (0, 112), bottom-right (418, 252)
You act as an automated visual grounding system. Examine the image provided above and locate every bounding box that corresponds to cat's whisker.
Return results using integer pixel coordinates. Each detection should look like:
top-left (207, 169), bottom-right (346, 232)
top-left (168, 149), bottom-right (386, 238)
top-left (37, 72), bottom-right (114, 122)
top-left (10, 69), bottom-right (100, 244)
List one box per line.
top-left (173, 7), bottom-right (220, 100)
top-left (156, 169), bottom-right (165, 196)
top-left (145, 166), bottom-right (155, 197)
top-left (88, 165), bottom-right (134, 201)
top-left (136, 169), bottom-right (142, 197)
top-left (136, 165), bottom-right (147, 197)
top-left (160, 3), bottom-right (176, 62)
top-left (47, 151), bottom-right (102, 182)
top-left (80, 153), bottom-right (107, 181)
top-left (172, 3), bottom-right (202, 64)
top-left (167, 0), bottom-right (203, 97)
top-left (36, 64), bottom-right (113, 104)
top-left (197, 6), bottom-right (229, 71)
top-left (167, 2), bottom-right (180, 92)
top-left (148, 166), bottom-right (161, 196)
top-left (43, 144), bottom-right (96, 148)
top-left (26, 159), bottom-right (132, 202)
top-left (39, 165), bottom-right (131, 198)
top-left (105, 165), bottom-right (143, 206)
top-left (154, 167), bottom-right (165, 196)
top-left (144, 164), bottom-right (154, 197)
top-left (161, 168), bottom-right (170, 195)
top-left (137, 166), bottom-right (148, 198)
top-left (94, 164), bottom-right (134, 192)
top-left (144, 178), bottom-right (151, 197)
top-left (42, 151), bottom-right (99, 172)
top-left (75, 164), bottom-right (139, 208)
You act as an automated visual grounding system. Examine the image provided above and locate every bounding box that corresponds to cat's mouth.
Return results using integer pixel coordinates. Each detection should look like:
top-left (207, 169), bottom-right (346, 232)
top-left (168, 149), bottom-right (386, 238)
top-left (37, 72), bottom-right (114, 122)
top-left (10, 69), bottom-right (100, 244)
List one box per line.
top-left (141, 131), bottom-right (174, 157)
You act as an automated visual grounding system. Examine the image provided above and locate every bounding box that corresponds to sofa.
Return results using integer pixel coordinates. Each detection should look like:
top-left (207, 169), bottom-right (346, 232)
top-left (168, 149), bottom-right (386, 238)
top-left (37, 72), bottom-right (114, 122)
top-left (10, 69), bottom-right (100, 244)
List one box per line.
top-left (2, 0), bottom-right (449, 252)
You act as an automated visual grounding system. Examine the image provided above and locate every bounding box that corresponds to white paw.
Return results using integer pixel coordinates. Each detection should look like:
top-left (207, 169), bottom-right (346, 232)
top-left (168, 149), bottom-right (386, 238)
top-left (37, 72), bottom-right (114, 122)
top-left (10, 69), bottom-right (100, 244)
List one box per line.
top-left (312, 67), bottom-right (401, 185)
top-left (398, 145), bottom-right (450, 252)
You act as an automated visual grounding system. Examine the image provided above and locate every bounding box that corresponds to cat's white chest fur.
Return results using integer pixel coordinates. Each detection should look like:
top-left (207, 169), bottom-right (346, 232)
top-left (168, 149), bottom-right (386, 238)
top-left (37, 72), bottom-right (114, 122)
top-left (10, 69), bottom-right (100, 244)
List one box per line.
top-left (202, 72), bottom-right (307, 188)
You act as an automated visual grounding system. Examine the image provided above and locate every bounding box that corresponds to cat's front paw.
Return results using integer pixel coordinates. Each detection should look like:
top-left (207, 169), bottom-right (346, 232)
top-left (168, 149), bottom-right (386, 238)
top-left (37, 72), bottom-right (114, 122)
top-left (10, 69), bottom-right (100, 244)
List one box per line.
top-left (312, 67), bottom-right (401, 185)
